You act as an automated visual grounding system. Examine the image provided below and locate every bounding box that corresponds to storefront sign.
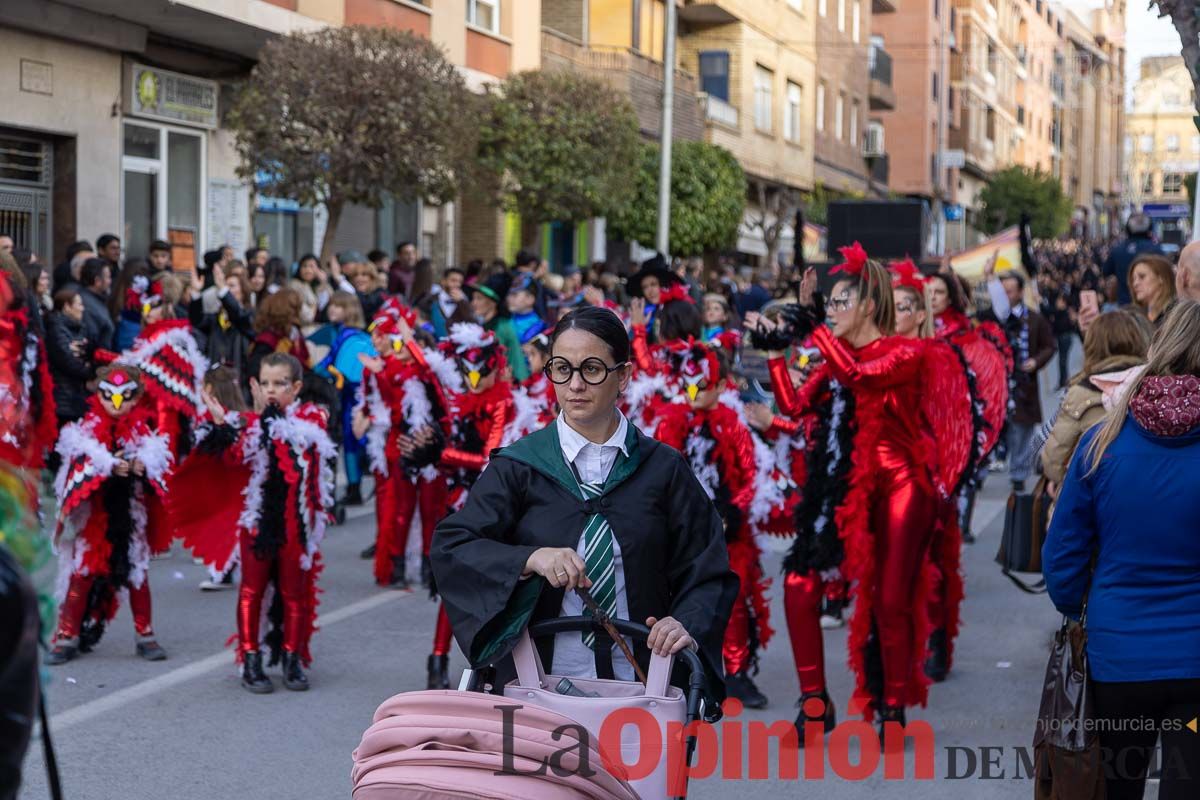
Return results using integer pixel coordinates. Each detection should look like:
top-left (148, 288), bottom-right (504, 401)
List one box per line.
top-left (20, 60), bottom-right (52, 95)
top-left (1143, 203), bottom-right (1190, 219)
top-left (128, 64), bottom-right (218, 129)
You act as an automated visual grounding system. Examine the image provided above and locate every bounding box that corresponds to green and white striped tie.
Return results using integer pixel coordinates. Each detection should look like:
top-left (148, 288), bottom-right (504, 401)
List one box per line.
top-left (580, 480), bottom-right (618, 650)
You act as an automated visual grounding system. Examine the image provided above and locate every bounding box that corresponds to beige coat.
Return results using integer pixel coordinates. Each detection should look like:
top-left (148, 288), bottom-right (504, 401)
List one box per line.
top-left (1040, 355), bottom-right (1145, 484)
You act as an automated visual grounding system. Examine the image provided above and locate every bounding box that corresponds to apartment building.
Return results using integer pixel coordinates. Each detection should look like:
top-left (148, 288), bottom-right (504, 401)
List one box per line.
top-left (677, 0), bottom-right (818, 264)
top-left (0, 0), bottom-right (541, 267)
top-left (1014, 0), bottom-right (1062, 178)
top-left (1126, 56), bottom-right (1195, 239)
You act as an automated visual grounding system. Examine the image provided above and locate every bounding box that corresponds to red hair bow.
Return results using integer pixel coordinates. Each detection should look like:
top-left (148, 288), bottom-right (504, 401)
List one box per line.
top-left (831, 241), bottom-right (869, 276)
top-left (889, 258), bottom-right (926, 293)
top-left (658, 283), bottom-right (695, 305)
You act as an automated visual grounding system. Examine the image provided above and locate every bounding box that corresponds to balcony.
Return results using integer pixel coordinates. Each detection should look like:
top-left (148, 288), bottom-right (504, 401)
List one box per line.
top-left (867, 153), bottom-right (889, 189)
top-left (868, 45), bottom-right (896, 111)
top-left (679, 1), bottom-right (739, 25)
top-left (704, 95), bottom-right (739, 128)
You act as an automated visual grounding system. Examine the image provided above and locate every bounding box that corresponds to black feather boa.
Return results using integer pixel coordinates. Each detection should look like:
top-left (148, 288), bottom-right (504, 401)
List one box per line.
top-left (252, 406), bottom-right (291, 561)
top-left (783, 382), bottom-right (856, 575)
top-left (79, 475), bottom-right (136, 651)
top-left (948, 343), bottom-right (991, 495)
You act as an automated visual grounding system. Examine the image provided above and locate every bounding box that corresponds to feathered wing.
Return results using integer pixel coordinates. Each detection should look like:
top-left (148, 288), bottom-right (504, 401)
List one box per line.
top-left (957, 330), bottom-right (1010, 456)
top-left (167, 424), bottom-right (248, 576)
top-left (920, 341), bottom-right (973, 501)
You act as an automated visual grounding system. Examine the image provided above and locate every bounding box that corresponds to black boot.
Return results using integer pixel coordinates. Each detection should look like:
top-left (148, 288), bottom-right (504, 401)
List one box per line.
top-left (925, 628), bottom-right (949, 683)
top-left (45, 642), bottom-right (79, 666)
top-left (725, 669), bottom-right (768, 709)
top-left (282, 650), bottom-right (309, 691)
top-left (420, 555), bottom-right (434, 590)
top-left (241, 650), bottom-right (274, 694)
top-left (877, 705), bottom-right (907, 749)
top-left (136, 639), bottom-right (168, 661)
top-left (388, 557), bottom-right (409, 591)
top-left (427, 653), bottom-right (449, 689)
top-left (344, 483), bottom-right (364, 506)
top-left (359, 542), bottom-right (377, 560)
top-left (793, 690), bottom-right (836, 747)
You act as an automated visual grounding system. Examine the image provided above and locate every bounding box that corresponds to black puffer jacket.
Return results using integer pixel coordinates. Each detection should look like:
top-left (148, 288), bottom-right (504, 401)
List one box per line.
top-left (45, 311), bottom-right (93, 423)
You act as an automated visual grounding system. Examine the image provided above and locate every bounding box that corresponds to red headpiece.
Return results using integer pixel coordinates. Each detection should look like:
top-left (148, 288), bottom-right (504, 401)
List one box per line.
top-left (710, 330), bottom-right (742, 354)
top-left (658, 283), bottom-right (696, 305)
top-left (441, 322), bottom-right (503, 389)
top-left (666, 339), bottom-right (720, 399)
top-left (125, 275), bottom-right (164, 316)
top-left (368, 297), bottom-right (417, 339)
top-left (889, 258), bottom-right (926, 293)
top-left (96, 364), bottom-right (143, 410)
top-left (830, 241), bottom-right (869, 277)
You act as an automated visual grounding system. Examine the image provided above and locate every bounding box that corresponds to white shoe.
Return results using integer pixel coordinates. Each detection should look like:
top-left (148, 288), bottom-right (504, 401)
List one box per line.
top-left (820, 614), bottom-right (845, 630)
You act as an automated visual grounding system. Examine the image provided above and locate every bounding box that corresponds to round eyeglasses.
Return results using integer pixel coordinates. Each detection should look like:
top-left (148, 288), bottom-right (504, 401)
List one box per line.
top-left (544, 357), bottom-right (628, 385)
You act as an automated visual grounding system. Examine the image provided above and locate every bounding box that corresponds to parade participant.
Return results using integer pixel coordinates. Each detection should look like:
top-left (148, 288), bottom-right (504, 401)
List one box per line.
top-left (425, 322), bottom-right (516, 689)
top-left (176, 353), bottom-right (335, 694)
top-left (352, 300), bottom-right (456, 589)
top-left (195, 365), bottom-right (247, 592)
top-left (46, 364), bottom-right (173, 665)
top-left (926, 270), bottom-right (1011, 542)
top-left (748, 243), bottom-right (939, 738)
top-left (465, 272), bottom-right (528, 381)
top-left (653, 339), bottom-right (770, 708)
top-left (890, 260), bottom-right (975, 684)
top-left (625, 253), bottom-right (690, 344)
top-left (515, 332), bottom-right (558, 432)
top-left (626, 295), bottom-right (702, 433)
top-left (312, 292), bottom-right (375, 506)
top-left (0, 267), bottom-right (56, 470)
top-left (701, 293), bottom-right (733, 342)
top-left (506, 273), bottom-right (548, 345)
top-left (431, 306), bottom-right (736, 703)
top-left (115, 275), bottom-right (207, 458)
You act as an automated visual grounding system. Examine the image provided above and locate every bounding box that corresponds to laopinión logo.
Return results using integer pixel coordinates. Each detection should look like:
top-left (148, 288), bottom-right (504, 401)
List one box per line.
top-left (492, 699), bottom-right (1198, 788)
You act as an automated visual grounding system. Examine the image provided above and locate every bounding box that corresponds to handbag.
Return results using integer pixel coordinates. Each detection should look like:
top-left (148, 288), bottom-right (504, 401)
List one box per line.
top-left (501, 616), bottom-right (704, 800)
top-left (996, 475), bottom-right (1052, 593)
top-left (1032, 607), bottom-right (1105, 800)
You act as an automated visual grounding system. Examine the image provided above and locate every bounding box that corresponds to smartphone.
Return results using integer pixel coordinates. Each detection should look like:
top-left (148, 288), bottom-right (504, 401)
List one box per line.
top-left (1079, 289), bottom-right (1099, 317)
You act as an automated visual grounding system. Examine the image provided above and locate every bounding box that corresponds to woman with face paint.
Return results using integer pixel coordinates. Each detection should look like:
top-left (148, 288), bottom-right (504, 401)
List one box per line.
top-left (423, 322), bottom-right (517, 689)
top-left (352, 299), bottom-right (457, 590)
top-left (431, 306), bottom-right (736, 710)
top-left (889, 260), bottom-right (976, 686)
top-left (652, 340), bottom-right (771, 709)
top-left (746, 243), bottom-right (940, 742)
top-left (46, 365), bottom-right (174, 665)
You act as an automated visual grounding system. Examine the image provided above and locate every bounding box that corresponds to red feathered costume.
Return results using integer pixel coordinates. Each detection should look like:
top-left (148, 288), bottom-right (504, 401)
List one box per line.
top-left (51, 367), bottom-right (173, 656)
top-left (117, 316), bottom-right (209, 457)
top-left (0, 273), bottom-right (57, 469)
top-left (427, 323), bottom-right (515, 687)
top-left (357, 302), bottom-right (457, 587)
top-left (653, 342), bottom-right (771, 681)
top-left (172, 401), bottom-right (335, 668)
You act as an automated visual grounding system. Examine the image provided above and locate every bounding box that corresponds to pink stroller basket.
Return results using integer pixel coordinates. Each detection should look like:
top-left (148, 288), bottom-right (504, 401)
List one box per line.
top-left (351, 617), bottom-right (713, 800)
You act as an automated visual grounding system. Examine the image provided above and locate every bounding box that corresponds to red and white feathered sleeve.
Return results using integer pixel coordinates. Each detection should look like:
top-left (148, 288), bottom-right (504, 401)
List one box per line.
top-left (125, 422), bottom-right (174, 496)
top-left (53, 415), bottom-right (118, 532)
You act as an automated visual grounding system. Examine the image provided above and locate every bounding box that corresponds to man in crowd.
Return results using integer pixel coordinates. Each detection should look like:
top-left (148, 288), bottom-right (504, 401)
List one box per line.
top-left (388, 241), bottom-right (419, 299)
top-left (1103, 214), bottom-right (1162, 305)
top-left (0, 234), bottom-right (12, 256)
top-left (149, 240), bottom-right (172, 272)
top-left (96, 234), bottom-right (122, 271)
top-left (79, 257), bottom-right (115, 350)
top-left (53, 240), bottom-right (93, 293)
top-left (512, 248), bottom-right (550, 320)
top-left (1175, 241), bottom-right (1200, 302)
top-left (244, 247), bottom-right (268, 270)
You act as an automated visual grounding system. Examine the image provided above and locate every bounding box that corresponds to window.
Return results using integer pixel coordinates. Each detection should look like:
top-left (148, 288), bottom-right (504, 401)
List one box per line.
top-left (1163, 173), bottom-right (1184, 194)
top-left (1141, 173), bottom-right (1153, 193)
top-left (1123, 135), bottom-right (1132, 155)
top-left (819, 0), bottom-right (827, 17)
top-left (785, 81), bottom-right (803, 143)
top-left (121, 122), bottom-right (204, 266)
top-left (835, 93), bottom-right (844, 141)
top-left (1192, 135), bottom-right (1200, 153)
top-left (1017, 105), bottom-right (1025, 125)
top-left (754, 65), bottom-right (774, 132)
top-left (1138, 135), bottom-right (1153, 153)
top-left (949, 87), bottom-right (955, 112)
top-left (1167, 134), bottom-right (1181, 152)
top-left (788, 0), bottom-right (804, 10)
top-left (852, 1), bottom-right (861, 42)
top-left (467, 0), bottom-right (499, 33)
top-left (699, 51), bottom-right (730, 102)
top-left (934, 0), bottom-right (940, 17)
top-left (838, 0), bottom-right (845, 32)
top-left (850, 101), bottom-right (859, 146)
top-left (932, 71), bottom-right (939, 100)
top-left (816, 83), bottom-right (826, 132)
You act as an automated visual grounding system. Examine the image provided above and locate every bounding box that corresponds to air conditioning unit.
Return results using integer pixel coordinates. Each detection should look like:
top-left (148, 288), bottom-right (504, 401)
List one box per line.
top-left (863, 122), bottom-right (885, 157)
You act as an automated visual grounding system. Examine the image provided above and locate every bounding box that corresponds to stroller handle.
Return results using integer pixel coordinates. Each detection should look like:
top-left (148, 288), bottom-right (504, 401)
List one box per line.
top-left (526, 616), bottom-right (713, 721)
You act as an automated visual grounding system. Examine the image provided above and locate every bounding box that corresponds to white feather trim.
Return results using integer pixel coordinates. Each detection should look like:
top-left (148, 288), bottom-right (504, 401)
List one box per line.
top-left (424, 348), bottom-right (464, 395)
top-left (748, 430), bottom-right (783, 527)
top-left (504, 387), bottom-right (545, 446)
top-left (126, 482), bottom-right (151, 589)
top-left (448, 322), bottom-right (494, 352)
top-left (53, 418), bottom-right (119, 499)
top-left (361, 374), bottom-right (392, 477)
top-left (684, 431), bottom-right (719, 501)
top-left (126, 430), bottom-right (173, 488)
top-left (118, 325), bottom-right (209, 412)
top-left (237, 418), bottom-right (269, 533)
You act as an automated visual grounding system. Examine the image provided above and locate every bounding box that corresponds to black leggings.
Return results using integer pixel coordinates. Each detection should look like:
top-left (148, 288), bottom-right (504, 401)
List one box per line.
top-left (1092, 677), bottom-right (1200, 800)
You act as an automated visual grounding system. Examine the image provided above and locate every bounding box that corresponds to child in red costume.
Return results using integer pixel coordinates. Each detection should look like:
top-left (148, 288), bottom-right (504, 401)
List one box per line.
top-left (425, 322), bottom-right (515, 690)
top-left (516, 332), bottom-right (558, 431)
top-left (748, 244), bottom-right (944, 742)
top-left (653, 340), bottom-right (772, 709)
top-left (353, 299), bottom-right (457, 589)
top-left (46, 365), bottom-right (173, 665)
top-left (176, 353), bottom-right (335, 694)
top-left (0, 269), bottom-right (56, 470)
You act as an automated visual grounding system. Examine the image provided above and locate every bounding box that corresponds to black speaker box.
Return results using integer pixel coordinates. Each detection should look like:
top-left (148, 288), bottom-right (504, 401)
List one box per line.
top-left (826, 200), bottom-right (928, 260)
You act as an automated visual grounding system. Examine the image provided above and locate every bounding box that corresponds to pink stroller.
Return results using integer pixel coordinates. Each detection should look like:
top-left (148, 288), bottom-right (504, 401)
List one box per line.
top-left (351, 616), bottom-right (713, 799)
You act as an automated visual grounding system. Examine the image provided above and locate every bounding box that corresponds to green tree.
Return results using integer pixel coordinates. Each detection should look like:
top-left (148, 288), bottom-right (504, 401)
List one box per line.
top-left (978, 166), bottom-right (1072, 238)
top-left (227, 26), bottom-right (478, 263)
top-left (608, 141), bottom-right (745, 256)
top-left (477, 70), bottom-right (642, 234)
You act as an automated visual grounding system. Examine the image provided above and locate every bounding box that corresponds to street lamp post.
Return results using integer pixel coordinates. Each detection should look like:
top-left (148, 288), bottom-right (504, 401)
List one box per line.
top-left (656, 0), bottom-right (677, 254)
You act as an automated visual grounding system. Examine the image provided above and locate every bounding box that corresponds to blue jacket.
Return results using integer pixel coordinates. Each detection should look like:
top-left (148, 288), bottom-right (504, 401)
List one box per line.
top-left (1043, 418), bottom-right (1200, 682)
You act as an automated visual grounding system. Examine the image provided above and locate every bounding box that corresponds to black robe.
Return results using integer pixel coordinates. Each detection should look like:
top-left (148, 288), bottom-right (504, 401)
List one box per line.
top-left (431, 421), bottom-right (738, 703)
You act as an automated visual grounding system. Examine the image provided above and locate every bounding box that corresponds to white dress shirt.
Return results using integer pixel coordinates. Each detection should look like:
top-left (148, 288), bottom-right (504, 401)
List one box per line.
top-left (552, 411), bottom-right (636, 681)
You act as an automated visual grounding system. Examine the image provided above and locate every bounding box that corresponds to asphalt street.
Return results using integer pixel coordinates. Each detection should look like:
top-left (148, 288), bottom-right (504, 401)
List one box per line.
top-left (18, 342), bottom-right (1131, 799)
